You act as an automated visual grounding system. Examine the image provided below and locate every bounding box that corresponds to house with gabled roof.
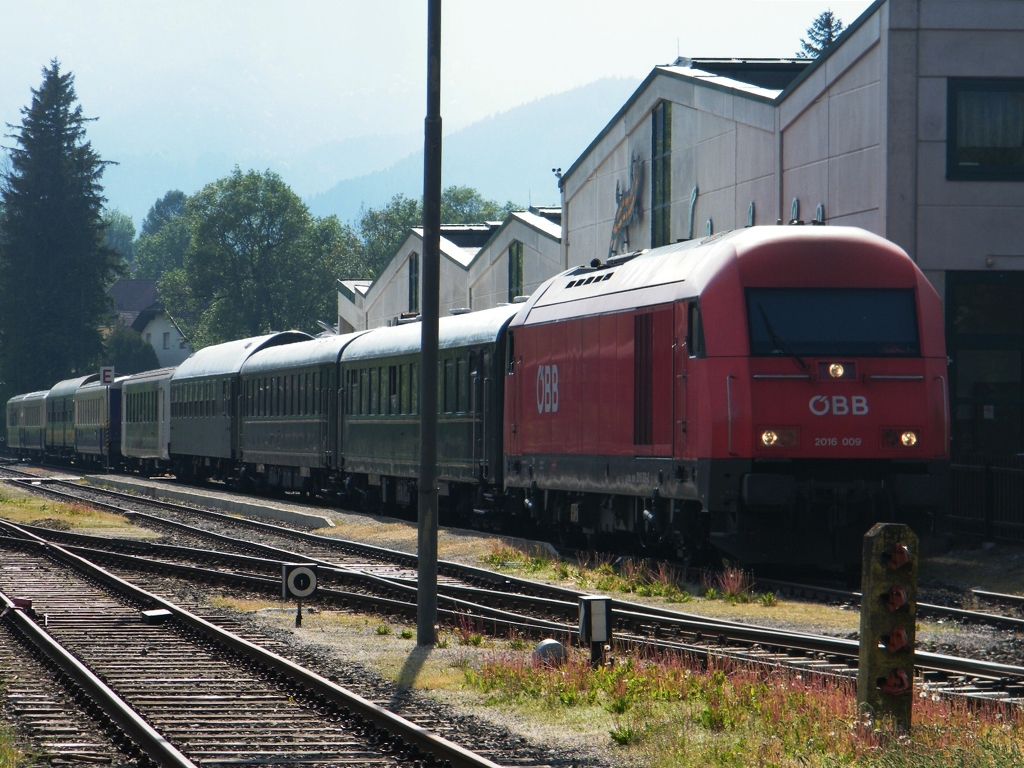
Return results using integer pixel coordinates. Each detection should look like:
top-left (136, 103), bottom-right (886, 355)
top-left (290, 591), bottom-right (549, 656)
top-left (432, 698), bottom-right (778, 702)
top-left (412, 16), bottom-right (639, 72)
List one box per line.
top-left (107, 279), bottom-right (193, 368)
top-left (337, 207), bottom-right (562, 332)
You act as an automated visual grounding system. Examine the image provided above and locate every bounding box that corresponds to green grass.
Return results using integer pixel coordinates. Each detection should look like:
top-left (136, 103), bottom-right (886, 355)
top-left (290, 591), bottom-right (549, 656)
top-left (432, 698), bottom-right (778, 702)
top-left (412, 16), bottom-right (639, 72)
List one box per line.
top-left (0, 682), bottom-right (26, 768)
top-left (482, 546), bottom-right (692, 601)
top-left (463, 648), bottom-right (1024, 767)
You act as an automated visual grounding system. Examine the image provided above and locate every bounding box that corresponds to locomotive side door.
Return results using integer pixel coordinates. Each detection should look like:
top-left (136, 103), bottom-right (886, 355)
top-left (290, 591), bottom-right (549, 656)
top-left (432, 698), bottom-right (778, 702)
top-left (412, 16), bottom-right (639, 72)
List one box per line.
top-left (674, 301), bottom-right (688, 458)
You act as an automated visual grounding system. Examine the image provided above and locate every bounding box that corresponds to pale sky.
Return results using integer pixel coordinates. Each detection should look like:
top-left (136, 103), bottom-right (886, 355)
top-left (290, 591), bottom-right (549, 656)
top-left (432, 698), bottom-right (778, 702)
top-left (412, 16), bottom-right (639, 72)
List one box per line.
top-left (0, 1), bottom-right (874, 213)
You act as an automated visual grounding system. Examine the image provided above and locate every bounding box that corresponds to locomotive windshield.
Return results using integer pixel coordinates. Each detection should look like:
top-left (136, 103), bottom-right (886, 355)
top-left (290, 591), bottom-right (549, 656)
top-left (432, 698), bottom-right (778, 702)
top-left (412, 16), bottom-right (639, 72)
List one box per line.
top-left (746, 288), bottom-right (919, 357)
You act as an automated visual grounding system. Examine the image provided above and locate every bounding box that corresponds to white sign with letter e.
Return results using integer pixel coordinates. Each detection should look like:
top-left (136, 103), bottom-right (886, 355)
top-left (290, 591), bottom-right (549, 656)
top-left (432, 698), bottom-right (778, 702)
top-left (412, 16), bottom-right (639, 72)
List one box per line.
top-left (100, 366), bottom-right (115, 385)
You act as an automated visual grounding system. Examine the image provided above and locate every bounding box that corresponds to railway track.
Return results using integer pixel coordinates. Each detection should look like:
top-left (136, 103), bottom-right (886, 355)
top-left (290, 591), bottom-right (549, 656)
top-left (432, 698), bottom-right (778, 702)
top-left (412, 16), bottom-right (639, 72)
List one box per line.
top-left (0, 529), bottom-right (517, 768)
top-left (4, 483), bottom-right (1024, 708)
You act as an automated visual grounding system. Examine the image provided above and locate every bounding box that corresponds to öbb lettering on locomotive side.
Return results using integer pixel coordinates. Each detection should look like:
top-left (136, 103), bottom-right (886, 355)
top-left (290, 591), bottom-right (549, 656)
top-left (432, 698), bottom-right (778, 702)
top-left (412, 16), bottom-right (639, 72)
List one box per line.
top-left (809, 395), bottom-right (869, 416)
top-left (5, 227), bottom-right (949, 571)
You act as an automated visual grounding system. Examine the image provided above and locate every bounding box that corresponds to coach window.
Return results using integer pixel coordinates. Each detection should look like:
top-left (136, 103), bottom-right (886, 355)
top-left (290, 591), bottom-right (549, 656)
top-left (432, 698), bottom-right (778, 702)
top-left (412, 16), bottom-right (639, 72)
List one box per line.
top-left (411, 363), bottom-right (419, 415)
top-left (947, 79), bottom-right (1024, 181)
top-left (441, 359), bottom-right (453, 413)
top-left (457, 356), bottom-right (468, 413)
top-left (369, 367), bottom-right (379, 415)
top-left (388, 366), bottom-right (398, 415)
top-left (397, 364), bottom-right (407, 414)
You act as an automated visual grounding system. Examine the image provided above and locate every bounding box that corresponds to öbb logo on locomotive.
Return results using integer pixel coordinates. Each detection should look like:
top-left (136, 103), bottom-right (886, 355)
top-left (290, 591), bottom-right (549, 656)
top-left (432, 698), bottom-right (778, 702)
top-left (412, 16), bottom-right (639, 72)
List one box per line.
top-left (536, 364), bottom-right (559, 414)
top-left (809, 395), bottom-right (869, 416)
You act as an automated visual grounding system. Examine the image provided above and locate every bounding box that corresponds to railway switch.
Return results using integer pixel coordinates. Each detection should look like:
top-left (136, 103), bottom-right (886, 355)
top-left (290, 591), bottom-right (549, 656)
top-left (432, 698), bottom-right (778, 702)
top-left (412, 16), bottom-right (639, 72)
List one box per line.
top-left (579, 596), bottom-right (612, 667)
top-left (857, 522), bottom-right (917, 731)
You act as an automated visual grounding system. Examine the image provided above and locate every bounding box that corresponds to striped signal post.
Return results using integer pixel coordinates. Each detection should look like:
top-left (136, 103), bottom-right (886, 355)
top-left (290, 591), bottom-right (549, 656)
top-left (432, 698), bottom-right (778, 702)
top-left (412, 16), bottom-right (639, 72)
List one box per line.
top-left (857, 522), bottom-right (917, 731)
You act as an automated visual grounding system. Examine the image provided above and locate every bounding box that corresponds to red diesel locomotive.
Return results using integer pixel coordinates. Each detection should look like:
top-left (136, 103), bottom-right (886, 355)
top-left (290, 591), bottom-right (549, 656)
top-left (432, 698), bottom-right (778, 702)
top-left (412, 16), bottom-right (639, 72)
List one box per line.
top-left (503, 226), bottom-right (948, 569)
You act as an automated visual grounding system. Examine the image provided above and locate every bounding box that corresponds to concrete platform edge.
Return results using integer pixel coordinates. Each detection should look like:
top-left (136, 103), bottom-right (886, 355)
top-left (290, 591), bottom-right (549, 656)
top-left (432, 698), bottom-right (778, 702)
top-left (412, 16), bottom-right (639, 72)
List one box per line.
top-left (83, 476), bottom-right (335, 529)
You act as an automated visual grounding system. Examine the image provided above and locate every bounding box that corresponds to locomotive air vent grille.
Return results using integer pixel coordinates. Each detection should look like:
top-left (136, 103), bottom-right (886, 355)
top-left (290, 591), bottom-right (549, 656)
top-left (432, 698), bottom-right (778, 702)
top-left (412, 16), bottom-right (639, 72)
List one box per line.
top-left (566, 272), bottom-right (614, 289)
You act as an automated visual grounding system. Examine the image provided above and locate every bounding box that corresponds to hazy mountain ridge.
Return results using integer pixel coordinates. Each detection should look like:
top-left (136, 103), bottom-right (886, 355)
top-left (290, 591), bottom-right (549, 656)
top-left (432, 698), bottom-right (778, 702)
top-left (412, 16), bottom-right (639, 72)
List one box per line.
top-left (307, 77), bottom-right (641, 223)
top-left (99, 77), bottom-right (640, 226)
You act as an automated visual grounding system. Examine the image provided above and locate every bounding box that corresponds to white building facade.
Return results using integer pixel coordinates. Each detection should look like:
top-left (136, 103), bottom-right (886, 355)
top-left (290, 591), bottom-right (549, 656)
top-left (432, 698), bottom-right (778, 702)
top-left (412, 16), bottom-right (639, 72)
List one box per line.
top-left (338, 209), bottom-right (562, 332)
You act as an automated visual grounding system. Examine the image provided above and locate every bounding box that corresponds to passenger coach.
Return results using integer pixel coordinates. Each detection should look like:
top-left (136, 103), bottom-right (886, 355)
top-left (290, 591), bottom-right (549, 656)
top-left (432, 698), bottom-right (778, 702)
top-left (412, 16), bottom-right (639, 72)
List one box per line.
top-left (237, 332), bottom-right (365, 494)
top-left (504, 226), bottom-right (948, 568)
top-left (340, 304), bottom-right (518, 517)
top-left (168, 331), bottom-right (311, 481)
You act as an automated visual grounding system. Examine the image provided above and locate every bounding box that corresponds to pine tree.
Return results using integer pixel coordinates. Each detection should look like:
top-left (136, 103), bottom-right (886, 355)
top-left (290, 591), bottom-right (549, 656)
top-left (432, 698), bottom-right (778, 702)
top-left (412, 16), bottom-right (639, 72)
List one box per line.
top-left (0, 61), bottom-right (119, 402)
top-left (797, 11), bottom-right (846, 58)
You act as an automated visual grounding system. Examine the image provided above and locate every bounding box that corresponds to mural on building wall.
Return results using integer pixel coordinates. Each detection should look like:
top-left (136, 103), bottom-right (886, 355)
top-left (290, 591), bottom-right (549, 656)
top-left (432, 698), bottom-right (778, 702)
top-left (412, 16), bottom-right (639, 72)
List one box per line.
top-left (608, 153), bottom-right (644, 257)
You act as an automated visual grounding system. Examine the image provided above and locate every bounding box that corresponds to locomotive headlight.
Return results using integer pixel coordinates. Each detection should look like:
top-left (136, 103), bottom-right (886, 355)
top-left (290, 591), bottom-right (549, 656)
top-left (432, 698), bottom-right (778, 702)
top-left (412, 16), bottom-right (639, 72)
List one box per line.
top-left (900, 430), bottom-right (918, 447)
top-left (759, 428), bottom-right (798, 447)
top-left (828, 363), bottom-right (844, 379)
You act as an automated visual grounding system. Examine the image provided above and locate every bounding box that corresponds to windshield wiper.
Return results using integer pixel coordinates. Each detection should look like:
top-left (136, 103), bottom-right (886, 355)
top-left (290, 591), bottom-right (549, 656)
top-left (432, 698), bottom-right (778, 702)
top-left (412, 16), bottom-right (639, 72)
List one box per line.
top-left (758, 303), bottom-right (807, 370)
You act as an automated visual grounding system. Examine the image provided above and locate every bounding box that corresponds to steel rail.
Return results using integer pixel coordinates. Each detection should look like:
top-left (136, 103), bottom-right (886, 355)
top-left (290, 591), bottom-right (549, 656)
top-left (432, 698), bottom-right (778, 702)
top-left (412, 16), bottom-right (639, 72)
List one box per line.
top-left (0, 589), bottom-right (199, 768)
top-left (9, 478), bottom-right (1024, 690)
top-left (13, 476), bottom-right (578, 600)
top-left (755, 576), bottom-right (1024, 631)
top-left (0, 529), bottom-right (505, 768)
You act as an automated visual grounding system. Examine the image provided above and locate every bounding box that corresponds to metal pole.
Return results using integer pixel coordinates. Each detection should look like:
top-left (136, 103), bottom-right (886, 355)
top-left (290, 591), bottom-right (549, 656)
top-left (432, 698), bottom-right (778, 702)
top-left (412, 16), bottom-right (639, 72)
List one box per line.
top-left (417, 0), bottom-right (442, 646)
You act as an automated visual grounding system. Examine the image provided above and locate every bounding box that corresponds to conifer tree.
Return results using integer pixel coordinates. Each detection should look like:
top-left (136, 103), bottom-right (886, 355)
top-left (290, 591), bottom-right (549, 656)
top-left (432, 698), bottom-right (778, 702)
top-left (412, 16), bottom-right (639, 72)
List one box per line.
top-left (0, 61), bottom-right (119, 402)
top-left (797, 11), bottom-right (846, 58)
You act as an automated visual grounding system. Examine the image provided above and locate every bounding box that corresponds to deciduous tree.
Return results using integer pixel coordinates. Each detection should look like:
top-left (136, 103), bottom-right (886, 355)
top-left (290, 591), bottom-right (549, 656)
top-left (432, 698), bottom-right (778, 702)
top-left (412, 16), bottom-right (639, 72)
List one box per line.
top-left (0, 60), bottom-right (120, 402)
top-left (355, 186), bottom-right (521, 279)
top-left (102, 208), bottom-right (136, 272)
top-left (103, 323), bottom-right (159, 375)
top-left (140, 189), bottom-right (185, 237)
top-left (135, 190), bottom-right (189, 280)
top-left (159, 168), bottom-right (361, 348)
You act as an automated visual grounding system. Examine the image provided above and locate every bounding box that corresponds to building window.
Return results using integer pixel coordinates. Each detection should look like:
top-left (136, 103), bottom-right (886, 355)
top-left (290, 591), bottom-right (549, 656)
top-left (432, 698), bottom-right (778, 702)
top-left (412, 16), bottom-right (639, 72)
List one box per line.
top-left (947, 78), bottom-right (1024, 181)
top-left (408, 252), bottom-right (420, 313)
top-left (947, 271), bottom-right (1024, 454)
top-left (162, 332), bottom-right (170, 349)
top-left (651, 100), bottom-right (672, 247)
top-left (145, 332), bottom-right (152, 344)
top-left (508, 240), bottom-right (524, 302)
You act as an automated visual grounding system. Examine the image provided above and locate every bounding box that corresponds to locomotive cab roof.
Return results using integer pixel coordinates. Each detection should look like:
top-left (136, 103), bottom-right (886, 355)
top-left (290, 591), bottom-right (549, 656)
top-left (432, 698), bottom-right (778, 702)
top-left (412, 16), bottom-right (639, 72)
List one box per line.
top-left (512, 226), bottom-right (940, 356)
top-left (171, 331), bottom-right (313, 381)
